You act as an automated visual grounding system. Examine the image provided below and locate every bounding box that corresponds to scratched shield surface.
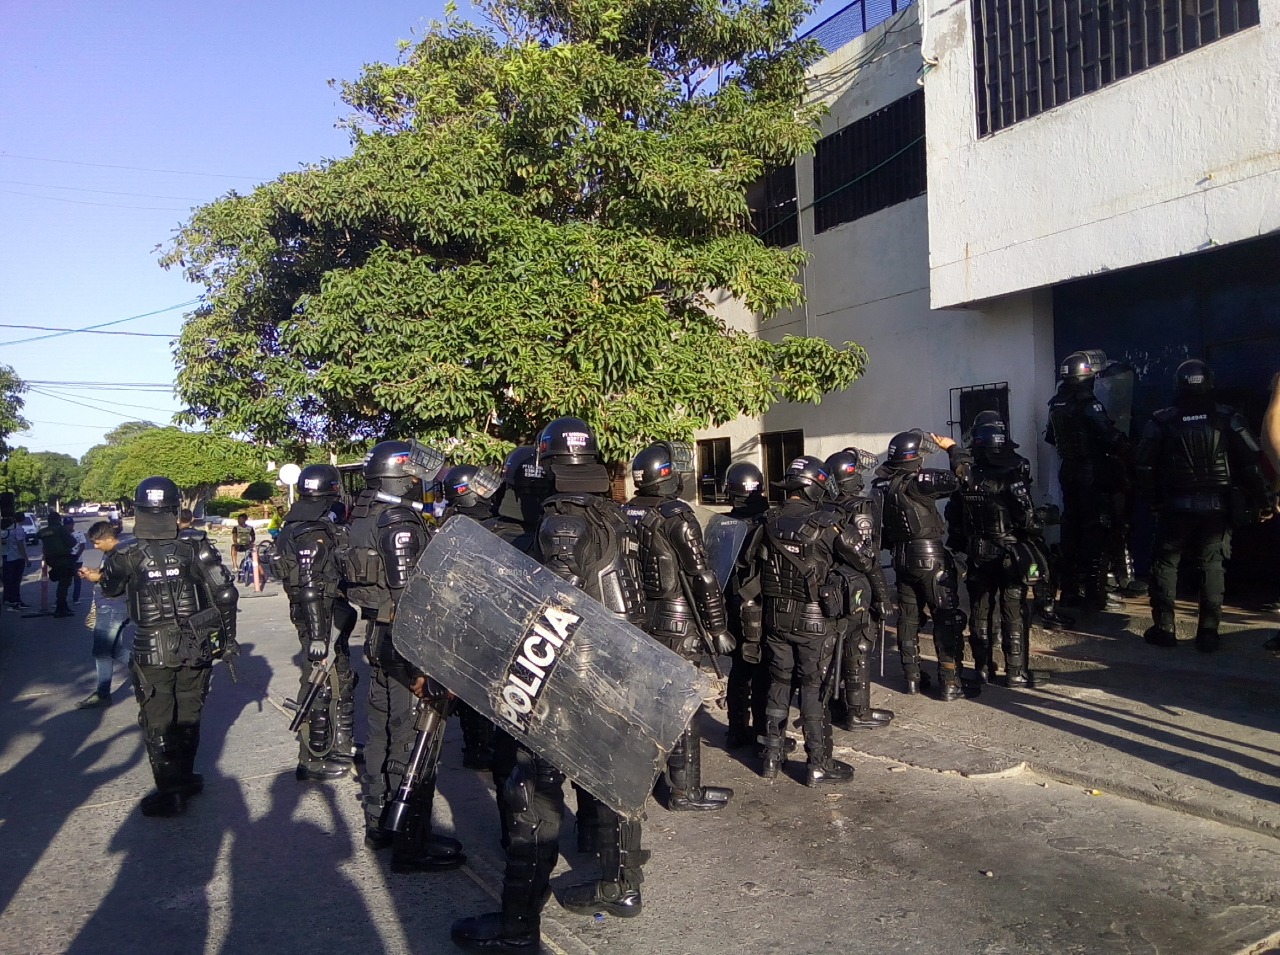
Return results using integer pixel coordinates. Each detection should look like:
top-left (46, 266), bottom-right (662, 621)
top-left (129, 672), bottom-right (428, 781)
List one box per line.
top-left (394, 516), bottom-right (715, 818)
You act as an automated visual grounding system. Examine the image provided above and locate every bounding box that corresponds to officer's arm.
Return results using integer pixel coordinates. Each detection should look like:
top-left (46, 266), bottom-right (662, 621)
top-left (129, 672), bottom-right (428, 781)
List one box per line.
top-left (1226, 412), bottom-right (1273, 509)
top-left (835, 525), bottom-right (892, 611)
top-left (97, 549), bottom-right (130, 599)
top-left (379, 519), bottom-right (429, 606)
top-left (1134, 417), bottom-right (1164, 499)
top-left (193, 537), bottom-right (240, 643)
top-left (1085, 399), bottom-right (1130, 454)
top-left (1008, 477), bottom-right (1037, 530)
top-left (535, 514), bottom-right (588, 588)
top-left (916, 468), bottom-right (961, 499)
top-left (668, 509), bottom-right (731, 641)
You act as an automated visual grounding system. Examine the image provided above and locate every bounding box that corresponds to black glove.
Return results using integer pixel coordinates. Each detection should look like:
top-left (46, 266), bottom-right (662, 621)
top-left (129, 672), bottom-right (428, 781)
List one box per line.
top-left (711, 629), bottom-right (736, 656)
top-left (306, 639), bottom-right (328, 662)
top-left (217, 638), bottom-right (241, 682)
top-left (740, 640), bottom-right (762, 665)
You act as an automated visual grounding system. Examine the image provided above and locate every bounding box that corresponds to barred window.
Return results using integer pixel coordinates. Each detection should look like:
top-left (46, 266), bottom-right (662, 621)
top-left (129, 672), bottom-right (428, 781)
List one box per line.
top-left (696, 438), bottom-right (733, 505)
top-left (974, 0), bottom-right (1261, 136)
top-left (748, 164), bottom-right (799, 248)
top-left (812, 90), bottom-right (926, 235)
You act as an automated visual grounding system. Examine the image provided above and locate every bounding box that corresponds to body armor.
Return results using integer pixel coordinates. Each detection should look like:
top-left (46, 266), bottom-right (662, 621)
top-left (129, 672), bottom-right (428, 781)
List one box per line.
top-left (345, 489), bottom-right (430, 622)
top-left (1137, 405), bottom-right (1255, 512)
top-left (100, 536), bottom-right (237, 668)
top-left (875, 468), bottom-right (957, 545)
top-left (535, 493), bottom-right (646, 626)
top-left (1046, 387), bottom-right (1127, 487)
top-left (622, 496), bottom-right (728, 654)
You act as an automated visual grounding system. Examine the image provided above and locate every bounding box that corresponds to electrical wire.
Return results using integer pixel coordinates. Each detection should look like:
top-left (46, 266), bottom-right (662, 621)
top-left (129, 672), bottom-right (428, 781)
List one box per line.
top-left (0, 179), bottom-right (203, 201)
top-left (0, 152), bottom-right (265, 181)
top-left (23, 380), bottom-right (175, 391)
top-left (0, 324), bottom-right (177, 338)
top-left (28, 387), bottom-right (176, 415)
top-left (0, 187), bottom-right (190, 212)
top-left (0, 299), bottom-right (199, 346)
top-left (21, 388), bottom-right (164, 424)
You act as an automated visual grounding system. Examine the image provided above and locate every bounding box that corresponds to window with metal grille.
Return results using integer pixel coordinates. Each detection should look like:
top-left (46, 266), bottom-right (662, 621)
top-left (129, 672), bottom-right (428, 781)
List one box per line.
top-left (761, 429), bottom-right (805, 503)
top-left (812, 90), bottom-right (926, 234)
top-left (696, 438), bottom-right (734, 505)
top-left (748, 165), bottom-right (799, 248)
top-left (973, 0), bottom-right (1260, 136)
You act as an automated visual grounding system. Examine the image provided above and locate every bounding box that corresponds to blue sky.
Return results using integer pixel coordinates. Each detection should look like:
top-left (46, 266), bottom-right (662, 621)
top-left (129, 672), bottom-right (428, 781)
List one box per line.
top-left (1, 0), bottom-right (840, 461)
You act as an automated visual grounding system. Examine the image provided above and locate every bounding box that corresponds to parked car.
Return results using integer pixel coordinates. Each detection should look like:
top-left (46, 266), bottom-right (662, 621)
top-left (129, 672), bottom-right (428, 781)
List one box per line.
top-left (20, 513), bottom-right (39, 544)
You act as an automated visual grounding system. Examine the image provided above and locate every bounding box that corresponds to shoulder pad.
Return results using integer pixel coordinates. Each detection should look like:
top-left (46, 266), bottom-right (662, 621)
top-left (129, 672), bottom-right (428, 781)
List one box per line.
top-left (808, 510), bottom-right (843, 530)
top-left (376, 505), bottom-right (422, 528)
top-left (657, 499), bottom-right (693, 520)
top-left (1153, 407), bottom-right (1179, 423)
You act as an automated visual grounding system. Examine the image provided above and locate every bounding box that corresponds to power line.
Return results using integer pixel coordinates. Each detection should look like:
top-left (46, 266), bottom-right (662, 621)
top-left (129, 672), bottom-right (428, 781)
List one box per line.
top-left (19, 419), bottom-right (130, 430)
top-left (29, 387), bottom-right (177, 415)
top-left (0, 187), bottom-right (190, 212)
top-left (0, 179), bottom-right (203, 201)
top-left (24, 380), bottom-right (175, 391)
top-left (0, 299), bottom-right (199, 346)
top-left (0, 324), bottom-right (177, 338)
top-left (0, 151), bottom-right (265, 181)
top-left (23, 389), bottom-right (163, 424)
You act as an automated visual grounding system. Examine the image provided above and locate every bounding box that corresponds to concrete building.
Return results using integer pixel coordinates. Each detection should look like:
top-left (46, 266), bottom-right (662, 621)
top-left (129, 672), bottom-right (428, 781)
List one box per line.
top-left (696, 0), bottom-right (1280, 576)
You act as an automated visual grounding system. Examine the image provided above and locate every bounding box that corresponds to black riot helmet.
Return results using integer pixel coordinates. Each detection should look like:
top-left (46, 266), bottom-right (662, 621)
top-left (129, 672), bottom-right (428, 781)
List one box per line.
top-left (503, 446), bottom-right (552, 493)
top-left (1059, 351), bottom-right (1098, 386)
top-left (536, 417), bottom-right (600, 466)
top-left (363, 440), bottom-right (424, 499)
top-left (537, 417), bottom-right (610, 493)
top-left (971, 422), bottom-right (1008, 450)
top-left (134, 476), bottom-right (181, 511)
top-left (972, 410), bottom-right (1006, 433)
top-left (1175, 358), bottom-right (1215, 400)
top-left (297, 464), bottom-right (342, 498)
top-left (631, 442), bottom-right (684, 497)
top-left (885, 431), bottom-right (926, 470)
top-left (443, 464), bottom-right (502, 508)
top-left (724, 462), bottom-right (765, 504)
top-left (826, 448), bottom-right (877, 494)
top-left (775, 455), bottom-right (833, 503)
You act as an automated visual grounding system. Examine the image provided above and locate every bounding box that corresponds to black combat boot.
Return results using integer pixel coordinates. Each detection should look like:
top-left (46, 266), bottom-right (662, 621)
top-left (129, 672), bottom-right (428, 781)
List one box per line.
top-left (835, 644), bottom-right (892, 729)
top-left (174, 724), bottom-right (204, 796)
top-left (573, 785), bottom-right (599, 854)
top-left (296, 678), bottom-right (352, 780)
top-left (390, 786), bottom-right (466, 872)
top-left (1194, 628), bottom-right (1220, 653)
top-left (969, 628), bottom-right (992, 683)
top-left (759, 707), bottom-right (788, 779)
top-left (1004, 630), bottom-right (1033, 687)
top-left (452, 832), bottom-right (556, 952)
top-left (666, 727), bottom-right (732, 811)
top-left (451, 912), bottom-right (540, 952)
top-left (938, 664), bottom-right (964, 702)
top-left (140, 731), bottom-right (188, 818)
top-left (558, 816), bottom-right (645, 918)
top-left (1144, 607), bottom-right (1178, 648)
top-left (904, 670), bottom-right (932, 695)
top-left (802, 717), bottom-right (853, 787)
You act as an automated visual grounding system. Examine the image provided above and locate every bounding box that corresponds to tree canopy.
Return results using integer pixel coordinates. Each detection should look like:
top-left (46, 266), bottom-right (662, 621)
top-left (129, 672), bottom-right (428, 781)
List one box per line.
top-left (165, 0), bottom-right (867, 463)
top-left (79, 426), bottom-right (268, 511)
top-left (0, 364), bottom-right (29, 456)
top-left (1, 448), bottom-right (81, 511)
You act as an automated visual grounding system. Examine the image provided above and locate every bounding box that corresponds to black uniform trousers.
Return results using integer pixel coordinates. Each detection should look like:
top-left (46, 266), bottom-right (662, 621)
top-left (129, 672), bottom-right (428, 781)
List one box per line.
top-left (131, 661), bottom-right (212, 739)
top-left (764, 601), bottom-right (834, 733)
top-left (1149, 511), bottom-right (1231, 631)
top-left (363, 623), bottom-right (420, 827)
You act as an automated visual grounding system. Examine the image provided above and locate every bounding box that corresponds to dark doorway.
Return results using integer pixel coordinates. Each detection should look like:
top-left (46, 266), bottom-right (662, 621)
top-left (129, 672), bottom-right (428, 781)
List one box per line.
top-left (761, 430), bottom-right (805, 503)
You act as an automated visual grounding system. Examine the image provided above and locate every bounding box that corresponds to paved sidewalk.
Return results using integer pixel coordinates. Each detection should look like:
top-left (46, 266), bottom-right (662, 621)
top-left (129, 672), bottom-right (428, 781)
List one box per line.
top-left (1, 562), bottom-right (1278, 955)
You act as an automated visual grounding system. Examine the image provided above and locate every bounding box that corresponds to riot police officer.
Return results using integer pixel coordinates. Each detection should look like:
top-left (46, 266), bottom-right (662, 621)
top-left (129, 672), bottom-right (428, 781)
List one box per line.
top-left (952, 419), bottom-right (1039, 686)
top-left (1046, 352), bottom-right (1131, 612)
top-left (824, 449), bottom-right (894, 729)
top-left (1137, 360), bottom-right (1271, 651)
top-left (440, 463), bottom-right (504, 771)
top-left (873, 431), bottom-right (970, 701)
top-left (346, 440), bottom-right (464, 872)
top-left (743, 455), bottom-right (859, 786)
top-left (268, 464), bottom-right (360, 780)
top-left (452, 417), bottom-right (649, 953)
top-left (624, 441), bottom-right (735, 811)
top-left (482, 446), bottom-right (552, 551)
top-left (88, 477), bottom-right (238, 817)
top-left (721, 462), bottom-right (772, 749)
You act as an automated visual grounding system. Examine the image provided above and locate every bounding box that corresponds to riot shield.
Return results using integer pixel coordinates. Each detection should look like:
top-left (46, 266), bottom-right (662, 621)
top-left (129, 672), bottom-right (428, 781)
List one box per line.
top-left (703, 513), bottom-right (752, 590)
top-left (1094, 362), bottom-right (1135, 436)
top-left (393, 516), bottom-right (716, 819)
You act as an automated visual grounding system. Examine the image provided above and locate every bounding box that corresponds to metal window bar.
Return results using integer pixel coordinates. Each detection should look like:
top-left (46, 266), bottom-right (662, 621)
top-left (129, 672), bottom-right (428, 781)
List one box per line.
top-left (974, 0), bottom-right (1258, 135)
top-left (801, 0), bottom-right (916, 53)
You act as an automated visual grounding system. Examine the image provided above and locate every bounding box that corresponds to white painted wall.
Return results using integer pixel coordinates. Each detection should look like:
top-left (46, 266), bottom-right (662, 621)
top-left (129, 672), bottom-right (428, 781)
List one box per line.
top-left (923, 0), bottom-right (1280, 308)
top-left (698, 9), bottom-right (1062, 505)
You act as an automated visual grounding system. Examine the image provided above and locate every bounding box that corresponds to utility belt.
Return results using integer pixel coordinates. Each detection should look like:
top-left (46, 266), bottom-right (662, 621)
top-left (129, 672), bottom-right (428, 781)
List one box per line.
top-left (1166, 490), bottom-right (1225, 514)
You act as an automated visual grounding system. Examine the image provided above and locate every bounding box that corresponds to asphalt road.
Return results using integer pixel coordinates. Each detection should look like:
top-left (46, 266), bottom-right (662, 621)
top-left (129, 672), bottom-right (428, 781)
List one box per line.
top-left (0, 536), bottom-right (1278, 955)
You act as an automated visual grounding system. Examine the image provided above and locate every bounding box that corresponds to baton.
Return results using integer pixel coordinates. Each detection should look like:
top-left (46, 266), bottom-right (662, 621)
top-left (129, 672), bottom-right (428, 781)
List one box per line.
top-left (678, 574), bottom-right (725, 680)
top-left (287, 658), bottom-right (333, 733)
top-left (879, 617), bottom-right (886, 679)
top-left (374, 489), bottom-right (426, 513)
top-left (822, 621), bottom-right (846, 705)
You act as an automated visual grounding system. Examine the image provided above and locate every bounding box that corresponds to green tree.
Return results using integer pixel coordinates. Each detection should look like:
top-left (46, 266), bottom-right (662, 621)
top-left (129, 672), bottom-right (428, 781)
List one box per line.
top-left (81, 427), bottom-right (267, 512)
top-left (0, 448), bottom-right (81, 510)
top-left (0, 364), bottom-right (30, 457)
top-left (164, 0), bottom-right (866, 463)
top-left (2, 447), bottom-right (41, 510)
